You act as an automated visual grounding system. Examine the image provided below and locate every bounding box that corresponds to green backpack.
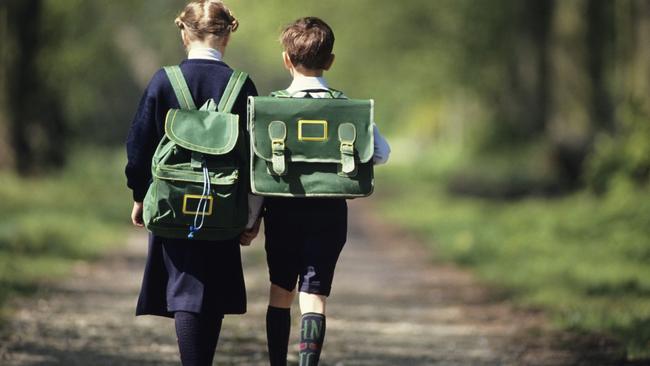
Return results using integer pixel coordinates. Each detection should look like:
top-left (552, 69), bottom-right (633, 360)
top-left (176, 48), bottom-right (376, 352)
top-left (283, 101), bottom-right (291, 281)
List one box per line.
top-left (248, 89), bottom-right (374, 198)
top-left (143, 66), bottom-right (249, 240)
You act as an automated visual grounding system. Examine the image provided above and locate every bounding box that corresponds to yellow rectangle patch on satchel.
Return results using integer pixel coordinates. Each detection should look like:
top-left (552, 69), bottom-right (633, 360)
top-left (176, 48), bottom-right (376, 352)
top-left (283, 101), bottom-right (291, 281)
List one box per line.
top-left (298, 120), bottom-right (328, 142)
top-left (182, 194), bottom-right (214, 216)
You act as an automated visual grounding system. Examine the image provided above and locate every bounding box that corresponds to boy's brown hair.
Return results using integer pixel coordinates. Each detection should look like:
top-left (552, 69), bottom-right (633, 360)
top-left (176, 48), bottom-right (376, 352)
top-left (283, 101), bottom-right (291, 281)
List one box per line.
top-left (281, 17), bottom-right (334, 70)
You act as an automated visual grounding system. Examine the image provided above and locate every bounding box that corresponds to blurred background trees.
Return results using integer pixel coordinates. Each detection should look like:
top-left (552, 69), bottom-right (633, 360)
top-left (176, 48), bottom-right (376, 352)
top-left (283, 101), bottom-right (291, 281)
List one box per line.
top-left (0, 0), bottom-right (647, 192)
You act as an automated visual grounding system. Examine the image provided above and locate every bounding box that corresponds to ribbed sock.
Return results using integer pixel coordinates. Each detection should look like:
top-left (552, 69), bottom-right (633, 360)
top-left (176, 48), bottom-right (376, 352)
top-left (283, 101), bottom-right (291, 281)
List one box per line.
top-left (298, 313), bottom-right (326, 366)
top-left (174, 311), bottom-right (223, 366)
top-left (266, 306), bottom-right (291, 366)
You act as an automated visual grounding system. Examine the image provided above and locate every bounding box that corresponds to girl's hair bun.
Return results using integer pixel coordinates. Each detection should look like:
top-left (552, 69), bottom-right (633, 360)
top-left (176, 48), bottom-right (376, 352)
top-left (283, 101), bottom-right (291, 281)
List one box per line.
top-left (174, 16), bottom-right (185, 29)
top-left (176, 0), bottom-right (238, 39)
top-left (229, 18), bottom-right (239, 33)
top-left (226, 9), bottom-right (239, 33)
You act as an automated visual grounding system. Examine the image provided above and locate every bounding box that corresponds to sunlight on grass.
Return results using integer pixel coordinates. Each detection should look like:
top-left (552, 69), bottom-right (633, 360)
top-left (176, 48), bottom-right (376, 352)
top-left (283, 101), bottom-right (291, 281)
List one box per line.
top-left (0, 148), bottom-right (131, 315)
top-left (375, 144), bottom-right (650, 358)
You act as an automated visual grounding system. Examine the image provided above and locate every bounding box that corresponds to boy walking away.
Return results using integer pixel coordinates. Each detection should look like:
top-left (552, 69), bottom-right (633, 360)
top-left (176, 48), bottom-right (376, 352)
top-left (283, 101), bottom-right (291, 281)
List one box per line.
top-left (248, 17), bottom-right (390, 366)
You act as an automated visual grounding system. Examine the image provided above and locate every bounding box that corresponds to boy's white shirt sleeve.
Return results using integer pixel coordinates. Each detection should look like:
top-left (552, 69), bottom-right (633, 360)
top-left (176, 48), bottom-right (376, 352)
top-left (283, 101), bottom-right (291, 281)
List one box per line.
top-left (372, 123), bottom-right (391, 165)
top-left (246, 194), bottom-right (264, 229)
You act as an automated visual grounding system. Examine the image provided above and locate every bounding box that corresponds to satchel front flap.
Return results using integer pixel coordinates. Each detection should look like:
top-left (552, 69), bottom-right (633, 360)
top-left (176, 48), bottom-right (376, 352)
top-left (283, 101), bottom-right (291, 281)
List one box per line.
top-left (165, 109), bottom-right (239, 155)
top-left (248, 97), bottom-right (374, 163)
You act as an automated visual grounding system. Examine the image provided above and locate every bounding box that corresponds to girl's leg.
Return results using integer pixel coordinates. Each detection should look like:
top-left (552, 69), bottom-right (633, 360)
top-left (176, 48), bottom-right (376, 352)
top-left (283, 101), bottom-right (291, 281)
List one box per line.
top-left (174, 311), bottom-right (223, 366)
top-left (267, 284), bottom-right (296, 366)
top-left (199, 312), bottom-right (223, 365)
top-left (298, 293), bottom-right (327, 366)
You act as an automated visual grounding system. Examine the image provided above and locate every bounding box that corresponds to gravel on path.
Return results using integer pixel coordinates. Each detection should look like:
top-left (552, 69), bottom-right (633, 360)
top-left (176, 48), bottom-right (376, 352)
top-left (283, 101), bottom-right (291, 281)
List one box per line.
top-left (0, 202), bottom-right (626, 365)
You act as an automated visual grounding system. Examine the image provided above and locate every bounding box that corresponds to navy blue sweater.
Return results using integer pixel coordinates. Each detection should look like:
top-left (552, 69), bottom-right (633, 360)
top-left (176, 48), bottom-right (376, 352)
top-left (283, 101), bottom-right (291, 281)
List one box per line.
top-left (125, 59), bottom-right (258, 201)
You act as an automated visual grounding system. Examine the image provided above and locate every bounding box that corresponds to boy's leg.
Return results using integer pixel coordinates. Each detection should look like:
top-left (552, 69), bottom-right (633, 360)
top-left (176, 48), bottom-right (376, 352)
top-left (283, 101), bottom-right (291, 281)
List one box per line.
top-left (264, 200), bottom-right (303, 366)
top-left (296, 278), bottom-right (331, 366)
top-left (298, 310), bottom-right (327, 366)
top-left (270, 283), bottom-right (297, 308)
top-left (295, 216), bottom-right (345, 366)
top-left (264, 252), bottom-right (299, 366)
top-left (299, 292), bottom-right (327, 314)
top-left (267, 284), bottom-right (296, 366)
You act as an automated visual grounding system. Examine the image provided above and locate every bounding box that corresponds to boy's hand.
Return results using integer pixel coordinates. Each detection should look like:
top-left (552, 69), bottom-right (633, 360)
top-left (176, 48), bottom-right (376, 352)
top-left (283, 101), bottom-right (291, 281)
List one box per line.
top-left (131, 201), bottom-right (144, 227)
top-left (240, 218), bottom-right (261, 246)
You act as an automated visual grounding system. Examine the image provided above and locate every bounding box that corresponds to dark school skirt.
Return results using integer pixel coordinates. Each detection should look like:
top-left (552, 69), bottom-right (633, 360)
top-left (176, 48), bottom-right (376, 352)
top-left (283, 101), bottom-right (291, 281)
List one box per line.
top-left (135, 233), bottom-right (246, 318)
top-left (263, 198), bottom-right (348, 296)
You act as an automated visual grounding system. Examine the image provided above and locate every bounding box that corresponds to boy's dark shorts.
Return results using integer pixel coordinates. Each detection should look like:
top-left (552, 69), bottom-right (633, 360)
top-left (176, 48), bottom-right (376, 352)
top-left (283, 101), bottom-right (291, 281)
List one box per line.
top-left (264, 198), bottom-right (347, 297)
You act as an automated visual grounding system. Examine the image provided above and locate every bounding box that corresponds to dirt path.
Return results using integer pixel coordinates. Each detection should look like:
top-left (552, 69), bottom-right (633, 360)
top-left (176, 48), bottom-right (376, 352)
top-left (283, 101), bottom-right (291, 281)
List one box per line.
top-left (0, 202), bottom-right (626, 365)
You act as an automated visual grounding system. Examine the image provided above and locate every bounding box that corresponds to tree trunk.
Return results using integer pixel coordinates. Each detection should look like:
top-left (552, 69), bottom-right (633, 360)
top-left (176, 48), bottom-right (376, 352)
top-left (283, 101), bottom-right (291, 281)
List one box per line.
top-left (529, 0), bottom-right (554, 136)
top-left (3, 0), bottom-right (66, 175)
top-left (586, 0), bottom-right (615, 133)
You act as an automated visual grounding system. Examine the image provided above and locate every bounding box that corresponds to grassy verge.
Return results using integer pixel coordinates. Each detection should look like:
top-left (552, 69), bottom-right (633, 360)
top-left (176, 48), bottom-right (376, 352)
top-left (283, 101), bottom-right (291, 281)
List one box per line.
top-left (0, 148), bottom-right (131, 320)
top-left (375, 143), bottom-right (650, 359)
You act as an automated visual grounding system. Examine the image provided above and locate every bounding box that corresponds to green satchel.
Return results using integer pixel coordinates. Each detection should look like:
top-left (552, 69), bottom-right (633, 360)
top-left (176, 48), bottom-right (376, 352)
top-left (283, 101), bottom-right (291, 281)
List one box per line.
top-left (248, 90), bottom-right (374, 197)
top-left (143, 66), bottom-right (249, 240)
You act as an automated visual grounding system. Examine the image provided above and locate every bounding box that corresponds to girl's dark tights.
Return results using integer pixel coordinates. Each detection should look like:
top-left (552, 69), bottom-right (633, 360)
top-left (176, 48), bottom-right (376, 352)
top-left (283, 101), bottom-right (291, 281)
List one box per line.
top-left (174, 311), bottom-right (223, 366)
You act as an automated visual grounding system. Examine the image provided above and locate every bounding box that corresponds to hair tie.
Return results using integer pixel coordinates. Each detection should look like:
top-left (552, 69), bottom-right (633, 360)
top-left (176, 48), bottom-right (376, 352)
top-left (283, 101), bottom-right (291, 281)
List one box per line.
top-left (174, 17), bottom-right (185, 29)
top-left (229, 18), bottom-right (239, 32)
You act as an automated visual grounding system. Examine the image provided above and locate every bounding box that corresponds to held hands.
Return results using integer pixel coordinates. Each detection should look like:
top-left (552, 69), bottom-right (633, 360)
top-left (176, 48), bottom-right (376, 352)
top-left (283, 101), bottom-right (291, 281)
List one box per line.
top-left (240, 218), bottom-right (261, 246)
top-left (131, 201), bottom-right (144, 227)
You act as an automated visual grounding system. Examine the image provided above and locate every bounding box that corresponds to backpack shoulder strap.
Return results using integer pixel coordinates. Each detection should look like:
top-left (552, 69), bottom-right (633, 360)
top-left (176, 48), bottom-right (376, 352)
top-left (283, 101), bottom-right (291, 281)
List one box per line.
top-left (270, 90), bottom-right (291, 98)
top-left (217, 70), bottom-right (248, 113)
top-left (163, 66), bottom-right (197, 110)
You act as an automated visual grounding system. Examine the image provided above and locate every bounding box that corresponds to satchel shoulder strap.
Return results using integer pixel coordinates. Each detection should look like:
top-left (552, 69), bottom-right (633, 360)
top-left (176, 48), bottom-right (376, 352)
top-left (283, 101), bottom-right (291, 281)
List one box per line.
top-left (270, 90), bottom-right (291, 98)
top-left (270, 88), bottom-right (347, 99)
top-left (217, 70), bottom-right (248, 113)
top-left (164, 66), bottom-right (197, 110)
top-left (328, 88), bottom-right (347, 99)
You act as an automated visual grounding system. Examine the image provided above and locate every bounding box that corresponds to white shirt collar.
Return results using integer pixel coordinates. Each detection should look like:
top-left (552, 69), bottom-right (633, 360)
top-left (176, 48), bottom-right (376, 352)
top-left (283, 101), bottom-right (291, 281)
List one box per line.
top-left (286, 75), bottom-right (329, 94)
top-left (187, 47), bottom-right (222, 62)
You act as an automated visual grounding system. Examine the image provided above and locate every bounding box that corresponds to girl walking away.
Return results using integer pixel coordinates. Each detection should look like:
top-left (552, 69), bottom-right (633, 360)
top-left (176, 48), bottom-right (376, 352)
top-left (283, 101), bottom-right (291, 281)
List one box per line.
top-left (125, 1), bottom-right (258, 365)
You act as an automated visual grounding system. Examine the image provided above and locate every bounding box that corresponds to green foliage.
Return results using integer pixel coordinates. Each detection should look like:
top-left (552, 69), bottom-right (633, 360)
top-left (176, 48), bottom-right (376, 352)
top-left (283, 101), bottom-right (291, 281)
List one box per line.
top-left (376, 150), bottom-right (650, 359)
top-left (586, 88), bottom-right (650, 193)
top-left (587, 124), bottom-right (650, 193)
top-left (38, 0), bottom-right (143, 145)
top-left (0, 0), bottom-right (646, 191)
top-left (447, 141), bottom-right (563, 198)
top-left (0, 149), bottom-right (130, 311)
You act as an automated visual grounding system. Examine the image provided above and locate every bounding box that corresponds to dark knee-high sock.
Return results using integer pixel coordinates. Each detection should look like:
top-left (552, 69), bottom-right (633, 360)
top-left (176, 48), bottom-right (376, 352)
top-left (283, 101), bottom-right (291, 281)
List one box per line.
top-left (199, 313), bottom-right (223, 366)
top-left (175, 311), bottom-right (202, 366)
top-left (174, 311), bottom-right (223, 366)
top-left (266, 306), bottom-right (291, 366)
top-left (298, 313), bottom-right (326, 366)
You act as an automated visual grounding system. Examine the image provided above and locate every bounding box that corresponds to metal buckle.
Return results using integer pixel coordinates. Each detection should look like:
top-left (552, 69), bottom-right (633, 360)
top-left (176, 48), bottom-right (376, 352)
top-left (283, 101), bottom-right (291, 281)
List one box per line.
top-left (340, 141), bottom-right (354, 153)
top-left (182, 194), bottom-right (214, 216)
top-left (298, 120), bottom-right (328, 142)
top-left (271, 140), bottom-right (285, 153)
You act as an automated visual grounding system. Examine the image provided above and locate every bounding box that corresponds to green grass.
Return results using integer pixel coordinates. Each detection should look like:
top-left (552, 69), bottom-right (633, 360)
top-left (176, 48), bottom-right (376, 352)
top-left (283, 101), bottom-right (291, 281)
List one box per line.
top-left (0, 148), bottom-right (131, 318)
top-left (375, 143), bottom-right (650, 359)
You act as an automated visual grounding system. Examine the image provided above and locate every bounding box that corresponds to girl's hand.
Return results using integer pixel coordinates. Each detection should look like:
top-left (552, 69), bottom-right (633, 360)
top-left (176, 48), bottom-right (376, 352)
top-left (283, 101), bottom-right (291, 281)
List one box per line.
top-left (239, 218), bottom-right (261, 246)
top-left (131, 201), bottom-right (144, 227)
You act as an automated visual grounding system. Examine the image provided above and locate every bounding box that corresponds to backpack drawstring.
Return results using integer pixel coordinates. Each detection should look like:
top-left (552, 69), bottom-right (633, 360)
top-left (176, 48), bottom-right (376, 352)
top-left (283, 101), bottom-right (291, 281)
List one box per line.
top-left (188, 162), bottom-right (211, 239)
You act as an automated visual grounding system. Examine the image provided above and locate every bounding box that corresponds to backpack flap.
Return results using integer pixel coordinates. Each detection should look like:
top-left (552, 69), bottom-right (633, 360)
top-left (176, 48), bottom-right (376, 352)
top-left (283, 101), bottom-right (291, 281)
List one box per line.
top-left (249, 97), bottom-right (374, 174)
top-left (164, 109), bottom-right (239, 155)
